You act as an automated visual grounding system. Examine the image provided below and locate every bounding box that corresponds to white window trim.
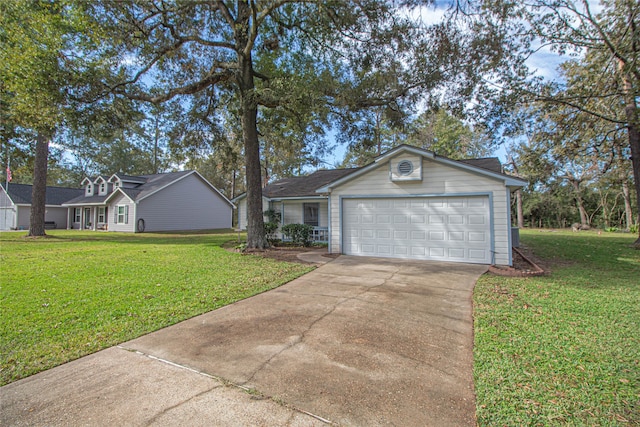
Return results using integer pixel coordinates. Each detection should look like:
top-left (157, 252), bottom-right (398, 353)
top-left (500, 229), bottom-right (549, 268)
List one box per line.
top-left (98, 206), bottom-right (106, 223)
top-left (115, 205), bottom-right (129, 224)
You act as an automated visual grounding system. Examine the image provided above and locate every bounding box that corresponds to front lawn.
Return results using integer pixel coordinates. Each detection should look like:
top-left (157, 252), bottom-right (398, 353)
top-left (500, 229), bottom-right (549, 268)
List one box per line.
top-left (0, 230), bottom-right (313, 386)
top-left (474, 229), bottom-right (639, 426)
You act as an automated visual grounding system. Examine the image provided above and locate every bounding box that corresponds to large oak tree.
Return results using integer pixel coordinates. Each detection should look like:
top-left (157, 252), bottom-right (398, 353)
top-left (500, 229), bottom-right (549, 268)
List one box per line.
top-left (87, 0), bottom-right (499, 249)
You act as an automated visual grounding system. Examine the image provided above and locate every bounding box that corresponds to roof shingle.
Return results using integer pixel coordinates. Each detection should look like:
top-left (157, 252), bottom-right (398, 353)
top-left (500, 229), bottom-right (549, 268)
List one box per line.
top-left (262, 169), bottom-right (359, 198)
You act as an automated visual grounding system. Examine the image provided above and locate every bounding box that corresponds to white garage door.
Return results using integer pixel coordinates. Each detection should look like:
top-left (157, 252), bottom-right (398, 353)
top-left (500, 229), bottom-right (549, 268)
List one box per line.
top-left (342, 197), bottom-right (491, 264)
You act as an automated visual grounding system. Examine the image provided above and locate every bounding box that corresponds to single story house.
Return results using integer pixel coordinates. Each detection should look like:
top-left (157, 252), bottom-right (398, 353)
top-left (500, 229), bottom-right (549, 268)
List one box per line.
top-left (62, 170), bottom-right (234, 232)
top-left (1, 183), bottom-right (83, 231)
top-left (234, 145), bottom-right (527, 266)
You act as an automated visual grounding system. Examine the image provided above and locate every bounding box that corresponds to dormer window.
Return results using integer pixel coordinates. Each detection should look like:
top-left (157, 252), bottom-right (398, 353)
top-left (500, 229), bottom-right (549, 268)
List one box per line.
top-left (99, 182), bottom-right (107, 195)
top-left (85, 183), bottom-right (93, 196)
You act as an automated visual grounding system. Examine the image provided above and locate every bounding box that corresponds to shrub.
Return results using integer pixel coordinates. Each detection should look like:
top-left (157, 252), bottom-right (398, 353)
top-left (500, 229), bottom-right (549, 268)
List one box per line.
top-left (264, 221), bottom-right (280, 245)
top-left (263, 209), bottom-right (282, 245)
top-left (264, 209), bottom-right (281, 224)
top-left (630, 224), bottom-right (639, 234)
top-left (281, 223), bottom-right (314, 247)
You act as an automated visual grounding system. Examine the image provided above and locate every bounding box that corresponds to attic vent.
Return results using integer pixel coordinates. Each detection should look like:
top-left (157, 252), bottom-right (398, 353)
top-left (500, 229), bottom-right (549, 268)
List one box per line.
top-left (397, 160), bottom-right (413, 176)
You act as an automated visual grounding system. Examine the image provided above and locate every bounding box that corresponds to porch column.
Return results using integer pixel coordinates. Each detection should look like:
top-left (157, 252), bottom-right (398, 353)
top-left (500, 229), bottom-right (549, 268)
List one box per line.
top-left (93, 208), bottom-right (98, 231)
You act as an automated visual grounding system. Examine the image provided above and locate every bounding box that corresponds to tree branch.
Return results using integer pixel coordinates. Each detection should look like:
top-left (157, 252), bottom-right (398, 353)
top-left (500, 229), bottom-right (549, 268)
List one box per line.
top-left (115, 70), bottom-right (234, 104)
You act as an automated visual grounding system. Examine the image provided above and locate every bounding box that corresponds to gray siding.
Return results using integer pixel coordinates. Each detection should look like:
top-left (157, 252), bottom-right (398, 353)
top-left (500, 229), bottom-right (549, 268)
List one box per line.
top-left (107, 193), bottom-right (136, 233)
top-left (44, 207), bottom-right (69, 229)
top-left (136, 173), bottom-right (232, 232)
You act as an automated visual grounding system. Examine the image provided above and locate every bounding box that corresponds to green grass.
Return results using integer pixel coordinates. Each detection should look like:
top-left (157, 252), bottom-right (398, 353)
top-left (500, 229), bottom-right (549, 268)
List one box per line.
top-left (0, 230), bottom-right (313, 386)
top-left (474, 229), bottom-right (640, 426)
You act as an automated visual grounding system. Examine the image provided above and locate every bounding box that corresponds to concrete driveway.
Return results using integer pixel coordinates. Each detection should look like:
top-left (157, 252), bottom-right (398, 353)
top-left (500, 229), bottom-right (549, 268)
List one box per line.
top-left (1, 256), bottom-right (487, 426)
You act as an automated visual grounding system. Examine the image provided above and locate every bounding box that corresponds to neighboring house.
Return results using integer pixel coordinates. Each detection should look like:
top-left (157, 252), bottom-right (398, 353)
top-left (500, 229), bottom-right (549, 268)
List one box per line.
top-left (234, 145), bottom-right (527, 266)
top-left (62, 171), bottom-right (234, 232)
top-left (0, 183), bottom-right (83, 231)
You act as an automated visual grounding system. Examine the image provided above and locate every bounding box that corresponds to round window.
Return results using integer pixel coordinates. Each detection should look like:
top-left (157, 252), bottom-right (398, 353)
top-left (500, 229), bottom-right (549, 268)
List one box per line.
top-left (397, 160), bottom-right (413, 176)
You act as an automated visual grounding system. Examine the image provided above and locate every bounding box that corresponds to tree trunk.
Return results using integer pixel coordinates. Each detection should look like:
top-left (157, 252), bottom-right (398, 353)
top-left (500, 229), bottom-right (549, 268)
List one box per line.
top-left (568, 178), bottom-right (589, 227)
top-left (237, 1), bottom-right (265, 250)
top-left (516, 189), bottom-right (524, 228)
top-left (28, 132), bottom-right (49, 237)
top-left (618, 59), bottom-right (640, 245)
top-left (622, 180), bottom-right (633, 231)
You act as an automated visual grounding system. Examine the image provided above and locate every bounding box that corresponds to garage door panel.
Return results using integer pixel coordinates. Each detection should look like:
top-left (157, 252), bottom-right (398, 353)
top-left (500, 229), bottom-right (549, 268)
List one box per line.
top-left (429, 214), bottom-right (445, 224)
top-left (468, 215), bottom-right (485, 225)
top-left (343, 197), bottom-right (491, 264)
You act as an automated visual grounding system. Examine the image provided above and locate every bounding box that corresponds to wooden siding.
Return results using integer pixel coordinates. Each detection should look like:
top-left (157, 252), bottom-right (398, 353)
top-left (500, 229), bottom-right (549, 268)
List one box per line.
top-left (237, 197), bottom-right (327, 230)
top-left (107, 193), bottom-right (135, 233)
top-left (135, 173), bottom-right (232, 232)
top-left (280, 200), bottom-right (328, 227)
top-left (329, 158), bottom-right (512, 265)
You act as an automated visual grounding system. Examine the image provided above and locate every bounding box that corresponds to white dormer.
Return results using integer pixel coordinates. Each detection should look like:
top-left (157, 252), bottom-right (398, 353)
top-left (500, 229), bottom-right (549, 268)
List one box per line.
top-left (81, 177), bottom-right (94, 196)
top-left (108, 174), bottom-right (122, 189)
top-left (95, 176), bottom-right (109, 195)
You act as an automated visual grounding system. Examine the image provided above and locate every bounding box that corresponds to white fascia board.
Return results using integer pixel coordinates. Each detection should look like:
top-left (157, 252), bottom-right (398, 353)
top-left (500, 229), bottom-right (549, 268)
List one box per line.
top-left (269, 196), bottom-right (327, 201)
top-left (373, 145), bottom-right (435, 163)
top-left (231, 193), bottom-right (247, 203)
top-left (62, 201), bottom-right (108, 207)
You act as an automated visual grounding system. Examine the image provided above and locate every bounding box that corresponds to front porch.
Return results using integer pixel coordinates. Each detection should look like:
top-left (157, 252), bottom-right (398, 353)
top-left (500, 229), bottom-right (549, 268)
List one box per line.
top-left (280, 226), bottom-right (328, 244)
top-left (67, 206), bottom-right (108, 230)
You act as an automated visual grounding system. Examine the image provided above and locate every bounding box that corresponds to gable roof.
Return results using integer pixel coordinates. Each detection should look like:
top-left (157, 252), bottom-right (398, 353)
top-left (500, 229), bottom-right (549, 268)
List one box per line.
top-left (316, 145), bottom-right (527, 192)
top-left (104, 170), bottom-right (234, 207)
top-left (2, 183), bottom-right (84, 206)
top-left (64, 170), bottom-right (192, 205)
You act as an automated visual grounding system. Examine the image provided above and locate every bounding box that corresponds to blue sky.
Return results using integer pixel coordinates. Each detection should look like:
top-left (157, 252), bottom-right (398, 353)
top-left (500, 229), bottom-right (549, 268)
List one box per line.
top-left (321, 2), bottom-right (587, 167)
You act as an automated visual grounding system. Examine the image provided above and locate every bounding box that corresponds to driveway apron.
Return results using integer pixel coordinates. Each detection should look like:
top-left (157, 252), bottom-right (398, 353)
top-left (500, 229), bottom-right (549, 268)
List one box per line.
top-left (1, 256), bottom-right (487, 426)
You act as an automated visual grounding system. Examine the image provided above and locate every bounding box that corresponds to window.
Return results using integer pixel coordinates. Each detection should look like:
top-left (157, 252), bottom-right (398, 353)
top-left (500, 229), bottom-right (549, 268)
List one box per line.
top-left (303, 203), bottom-right (319, 227)
top-left (85, 184), bottom-right (93, 196)
top-left (115, 205), bottom-right (128, 224)
top-left (99, 182), bottom-right (106, 194)
top-left (98, 207), bottom-right (106, 223)
top-left (74, 208), bottom-right (81, 223)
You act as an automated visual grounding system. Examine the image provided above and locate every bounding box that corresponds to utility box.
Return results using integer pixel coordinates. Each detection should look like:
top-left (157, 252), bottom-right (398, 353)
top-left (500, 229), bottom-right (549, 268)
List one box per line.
top-left (511, 227), bottom-right (520, 248)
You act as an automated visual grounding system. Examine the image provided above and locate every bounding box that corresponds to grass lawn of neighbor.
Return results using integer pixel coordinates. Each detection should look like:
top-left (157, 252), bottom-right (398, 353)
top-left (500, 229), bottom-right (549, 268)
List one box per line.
top-left (474, 229), bottom-right (639, 426)
top-left (0, 230), bottom-right (313, 386)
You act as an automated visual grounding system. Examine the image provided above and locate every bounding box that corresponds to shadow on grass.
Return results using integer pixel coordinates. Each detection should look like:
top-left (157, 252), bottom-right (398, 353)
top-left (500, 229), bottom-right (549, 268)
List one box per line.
top-left (521, 229), bottom-right (639, 290)
top-left (1, 229), bottom-right (244, 247)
